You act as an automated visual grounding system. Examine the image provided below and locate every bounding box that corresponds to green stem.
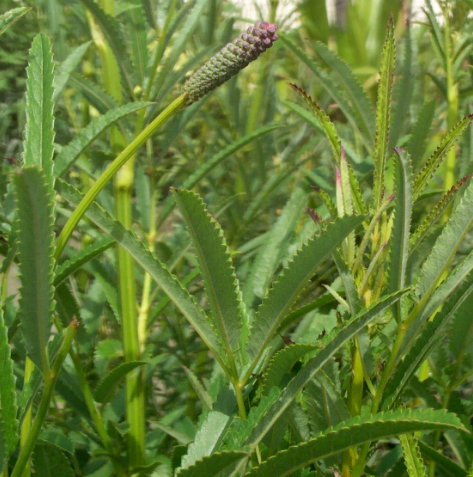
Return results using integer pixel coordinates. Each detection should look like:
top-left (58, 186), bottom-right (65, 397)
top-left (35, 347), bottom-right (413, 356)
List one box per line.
top-left (11, 320), bottom-right (78, 477)
top-left (19, 358), bottom-right (34, 477)
top-left (54, 94), bottom-right (187, 262)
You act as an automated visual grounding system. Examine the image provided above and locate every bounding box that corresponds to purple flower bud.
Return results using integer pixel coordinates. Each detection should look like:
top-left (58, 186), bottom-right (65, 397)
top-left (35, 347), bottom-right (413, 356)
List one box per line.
top-left (183, 21), bottom-right (278, 104)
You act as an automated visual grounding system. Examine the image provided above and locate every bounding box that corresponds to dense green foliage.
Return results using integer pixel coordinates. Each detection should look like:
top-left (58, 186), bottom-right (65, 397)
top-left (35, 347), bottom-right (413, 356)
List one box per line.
top-left (1, 1), bottom-right (473, 476)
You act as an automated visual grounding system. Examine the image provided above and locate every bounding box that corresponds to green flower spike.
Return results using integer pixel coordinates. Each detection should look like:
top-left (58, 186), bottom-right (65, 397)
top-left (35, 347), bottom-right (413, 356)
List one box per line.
top-left (183, 21), bottom-right (278, 104)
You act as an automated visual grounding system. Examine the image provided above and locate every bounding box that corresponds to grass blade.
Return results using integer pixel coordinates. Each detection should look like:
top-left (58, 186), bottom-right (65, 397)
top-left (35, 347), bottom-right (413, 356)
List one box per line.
top-left (14, 167), bottom-right (56, 374)
top-left (24, 34), bottom-right (55, 179)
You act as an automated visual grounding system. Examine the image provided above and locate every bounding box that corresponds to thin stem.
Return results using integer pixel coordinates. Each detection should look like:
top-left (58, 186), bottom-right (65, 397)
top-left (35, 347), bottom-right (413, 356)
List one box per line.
top-left (19, 358), bottom-right (34, 477)
top-left (54, 94), bottom-right (187, 262)
top-left (11, 320), bottom-right (78, 477)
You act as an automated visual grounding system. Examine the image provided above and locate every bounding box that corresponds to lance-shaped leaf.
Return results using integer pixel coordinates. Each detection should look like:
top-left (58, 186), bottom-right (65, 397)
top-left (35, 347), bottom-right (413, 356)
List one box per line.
top-left (54, 101), bottom-right (151, 176)
top-left (177, 450), bottom-right (248, 477)
top-left (382, 272), bottom-right (473, 410)
top-left (406, 101), bottom-right (436, 168)
top-left (289, 83), bottom-right (341, 162)
top-left (413, 115), bottom-right (473, 199)
top-left (388, 149), bottom-right (413, 321)
top-left (174, 189), bottom-right (244, 372)
top-left (244, 409), bottom-right (464, 477)
top-left (32, 441), bottom-right (74, 477)
top-left (70, 73), bottom-right (118, 113)
top-left (312, 41), bottom-right (375, 142)
top-left (400, 434), bottom-right (427, 477)
top-left (410, 173), bottom-right (471, 253)
top-left (0, 7), bottom-right (31, 36)
top-left (0, 287), bottom-right (18, 468)
top-left (245, 215), bottom-right (366, 374)
top-left (24, 34), bottom-right (55, 179)
top-left (244, 290), bottom-right (407, 447)
top-left (373, 17), bottom-right (396, 209)
top-left (54, 41), bottom-right (92, 102)
top-left (14, 167), bottom-right (56, 373)
top-left (55, 179), bottom-right (226, 371)
top-left (417, 440), bottom-right (467, 477)
top-left (415, 176), bottom-right (473, 303)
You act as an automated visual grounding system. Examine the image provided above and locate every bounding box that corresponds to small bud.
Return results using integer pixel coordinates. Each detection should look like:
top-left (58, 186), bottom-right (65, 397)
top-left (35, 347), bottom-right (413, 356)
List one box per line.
top-left (183, 21), bottom-right (278, 104)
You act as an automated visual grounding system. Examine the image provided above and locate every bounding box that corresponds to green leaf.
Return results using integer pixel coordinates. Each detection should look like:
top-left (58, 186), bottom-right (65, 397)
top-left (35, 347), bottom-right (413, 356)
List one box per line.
top-left (289, 84), bottom-right (341, 162)
top-left (373, 17), bottom-right (396, 209)
top-left (244, 290), bottom-right (407, 447)
top-left (70, 72), bottom-right (119, 113)
top-left (332, 248), bottom-right (361, 315)
top-left (413, 115), bottom-right (473, 199)
top-left (55, 180), bottom-right (225, 371)
top-left (54, 101), bottom-right (151, 176)
top-left (24, 34), bottom-right (56, 179)
top-left (406, 101), bottom-right (435, 168)
top-left (424, 0), bottom-right (446, 68)
top-left (400, 434), bottom-right (427, 477)
top-left (150, 421), bottom-right (193, 445)
top-left (262, 344), bottom-right (319, 396)
top-left (417, 440), bottom-right (467, 477)
top-left (0, 7), bottom-right (31, 36)
top-left (244, 409), bottom-right (464, 477)
top-left (39, 430), bottom-right (74, 454)
top-left (0, 287), bottom-right (18, 464)
top-left (244, 188), bottom-right (307, 304)
top-left (245, 215), bottom-right (366, 372)
top-left (415, 177), bottom-right (473, 303)
top-left (177, 451), bottom-right (248, 477)
top-left (388, 149), bottom-right (413, 321)
top-left (181, 365), bottom-right (213, 412)
top-left (126, 1), bottom-right (148, 86)
top-left (312, 41), bottom-right (375, 142)
top-left (32, 441), bottom-right (74, 477)
top-left (410, 174), bottom-right (471, 253)
top-left (54, 238), bottom-right (114, 286)
top-left (157, 125), bottom-right (280, 230)
top-left (53, 41), bottom-right (92, 102)
top-left (95, 361), bottom-right (147, 405)
top-left (280, 35), bottom-right (371, 151)
top-left (79, 0), bottom-right (135, 97)
top-left (174, 189), bottom-right (244, 372)
top-left (14, 167), bottom-right (55, 373)
top-left (382, 272), bottom-right (473, 410)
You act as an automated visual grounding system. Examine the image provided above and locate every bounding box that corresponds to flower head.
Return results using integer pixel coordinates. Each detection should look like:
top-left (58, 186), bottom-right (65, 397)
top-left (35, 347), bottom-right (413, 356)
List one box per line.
top-left (183, 21), bottom-right (278, 104)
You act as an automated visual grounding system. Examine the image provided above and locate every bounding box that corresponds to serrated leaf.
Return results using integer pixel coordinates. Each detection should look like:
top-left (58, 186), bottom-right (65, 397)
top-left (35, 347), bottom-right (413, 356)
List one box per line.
top-left (417, 440), bottom-right (467, 477)
top-left (406, 101), bottom-right (436, 168)
top-left (388, 149), bottom-right (413, 321)
top-left (181, 365), bottom-right (213, 412)
top-left (174, 189), bottom-right (244, 369)
top-left (413, 115), bottom-right (473, 199)
top-left (313, 41), bottom-right (375, 142)
top-left (0, 287), bottom-right (18, 464)
top-left (244, 409), bottom-right (464, 477)
top-left (79, 0), bottom-right (135, 97)
top-left (54, 238), bottom-right (114, 286)
top-left (32, 441), bottom-right (74, 477)
top-left (70, 72), bottom-right (119, 113)
top-left (332, 248), bottom-right (361, 315)
top-left (24, 34), bottom-right (56, 179)
top-left (400, 434), bottom-right (427, 477)
top-left (95, 361), bottom-right (147, 405)
top-left (382, 272), bottom-right (473, 410)
top-left (415, 177), bottom-right (473, 302)
top-left (0, 7), bottom-right (31, 36)
top-left (244, 290), bottom-right (407, 447)
top-left (55, 180), bottom-right (225, 370)
top-left (410, 174), bottom-right (471, 253)
top-left (245, 215), bottom-right (366, 373)
top-left (126, 1), bottom-right (148, 85)
top-left (39, 430), bottom-right (74, 454)
top-left (54, 41), bottom-right (92, 102)
top-left (245, 188), bottom-right (307, 304)
top-left (15, 167), bottom-right (55, 373)
top-left (280, 35), bottom-right (371, 151)
top-left (157, 125), bottom-right (280, 230)
top-left (289, 84), bottom-right (340, 162)
top-left (373, 17), bottom-right (396, 209)
top-left (177, 450), bottom-right (248, 477)
top-left (54, 101), bottom-right (151, 176)
top-left (262, 344), bottom-right (319, 396)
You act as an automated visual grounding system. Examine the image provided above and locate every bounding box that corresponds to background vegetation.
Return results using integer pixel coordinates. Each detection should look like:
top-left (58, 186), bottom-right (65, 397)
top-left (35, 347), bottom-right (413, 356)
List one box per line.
top-left (1, 0), bottom-right (473, 476)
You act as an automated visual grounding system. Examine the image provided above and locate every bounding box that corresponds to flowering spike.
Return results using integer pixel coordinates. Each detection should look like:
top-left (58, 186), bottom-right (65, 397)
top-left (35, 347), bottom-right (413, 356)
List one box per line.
top-left (183, 21), bottom-right (278, 104)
